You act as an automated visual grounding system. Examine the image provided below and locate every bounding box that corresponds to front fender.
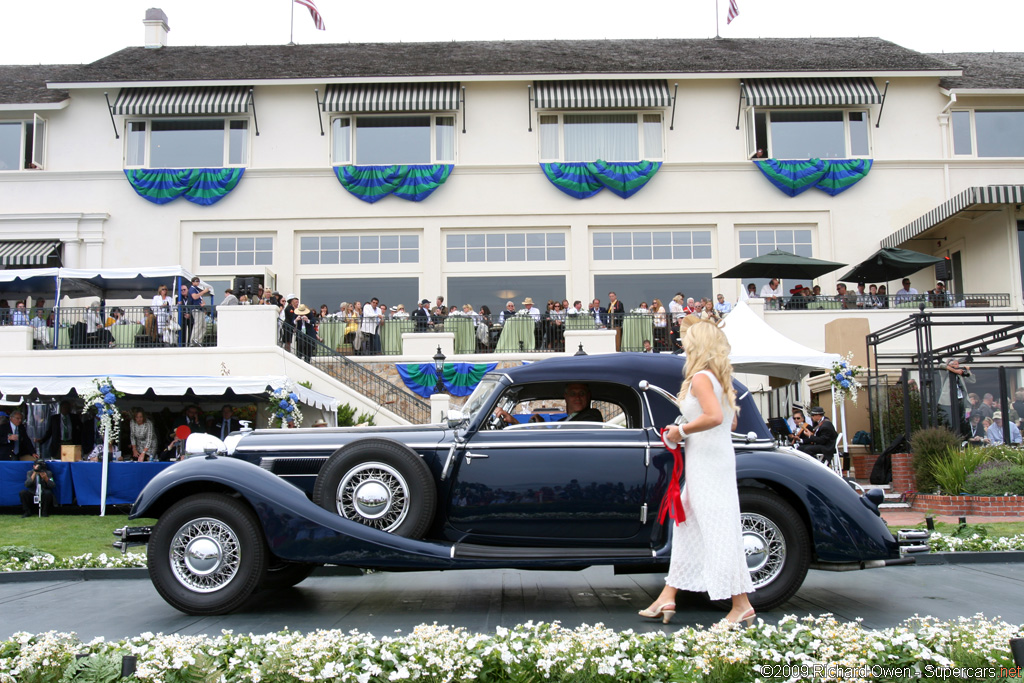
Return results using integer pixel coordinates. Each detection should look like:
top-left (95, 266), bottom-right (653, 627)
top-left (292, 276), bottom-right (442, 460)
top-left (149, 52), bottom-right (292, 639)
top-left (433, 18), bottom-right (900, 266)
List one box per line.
top-left (130, 456), bottom-right (456, 569)
top-left (736, 450), bottom-right (899, 563)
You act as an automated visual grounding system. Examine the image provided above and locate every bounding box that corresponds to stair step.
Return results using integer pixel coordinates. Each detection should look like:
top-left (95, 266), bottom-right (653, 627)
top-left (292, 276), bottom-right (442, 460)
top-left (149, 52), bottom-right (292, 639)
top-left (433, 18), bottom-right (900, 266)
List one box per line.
top-left (879, 502), bottom-right (912, 509)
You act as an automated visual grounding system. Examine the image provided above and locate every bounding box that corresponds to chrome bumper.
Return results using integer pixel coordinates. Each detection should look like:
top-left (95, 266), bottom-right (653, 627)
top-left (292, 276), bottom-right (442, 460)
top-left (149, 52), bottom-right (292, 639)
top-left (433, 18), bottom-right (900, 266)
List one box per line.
top-left (112, 526), bottom-right (153, 554)
top-left (897, 528), bottom-right (931, 556)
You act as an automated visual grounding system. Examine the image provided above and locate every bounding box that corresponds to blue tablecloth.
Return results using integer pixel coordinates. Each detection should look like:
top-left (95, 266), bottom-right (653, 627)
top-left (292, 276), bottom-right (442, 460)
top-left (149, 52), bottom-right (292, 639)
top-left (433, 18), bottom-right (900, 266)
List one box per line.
top-left (0, 461), bottom-right (173, 507)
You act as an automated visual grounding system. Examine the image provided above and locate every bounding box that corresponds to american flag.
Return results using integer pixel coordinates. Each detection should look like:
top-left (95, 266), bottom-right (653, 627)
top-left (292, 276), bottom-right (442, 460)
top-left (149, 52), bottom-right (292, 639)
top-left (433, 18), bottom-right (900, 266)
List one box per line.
top-left (295, 0), bottom-right (326, 30)
top-left (726, 0), bottom-right (739, 24)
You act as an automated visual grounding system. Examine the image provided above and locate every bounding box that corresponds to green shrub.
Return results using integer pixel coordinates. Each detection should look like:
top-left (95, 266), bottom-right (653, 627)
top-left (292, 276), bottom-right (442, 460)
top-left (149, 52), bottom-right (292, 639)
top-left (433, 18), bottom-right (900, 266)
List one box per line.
top-left (931, 447), bottom-right (991, 495)
top-left (964, 461), bottom-right (1024, 496)
top-left (910, 427), bottom-right (961, 493)
top-left (337, 402), bottom-right (376, 427)
top-left (983, 444), bottom-right (1024, 467)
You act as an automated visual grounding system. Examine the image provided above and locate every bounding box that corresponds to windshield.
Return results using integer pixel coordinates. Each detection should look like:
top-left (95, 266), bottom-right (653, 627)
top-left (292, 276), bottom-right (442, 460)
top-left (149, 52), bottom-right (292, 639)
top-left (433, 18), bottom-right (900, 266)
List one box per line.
top-left (462, 377), bottom-right (503, 424)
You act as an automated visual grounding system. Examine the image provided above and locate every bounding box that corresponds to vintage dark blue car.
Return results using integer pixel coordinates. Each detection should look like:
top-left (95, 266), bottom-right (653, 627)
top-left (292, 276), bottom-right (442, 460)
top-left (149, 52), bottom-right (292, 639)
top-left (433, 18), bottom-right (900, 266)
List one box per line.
top-left (116, 354), bottom-right (927, 615)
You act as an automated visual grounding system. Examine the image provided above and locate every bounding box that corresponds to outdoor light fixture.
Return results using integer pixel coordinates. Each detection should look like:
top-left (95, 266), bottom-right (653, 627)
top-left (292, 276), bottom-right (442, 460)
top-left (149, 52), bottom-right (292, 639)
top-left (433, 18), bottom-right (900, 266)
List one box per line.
top-left (432, 346), bottom-right (446, 395)
top-left (575, 343), bottom-right (587, 356)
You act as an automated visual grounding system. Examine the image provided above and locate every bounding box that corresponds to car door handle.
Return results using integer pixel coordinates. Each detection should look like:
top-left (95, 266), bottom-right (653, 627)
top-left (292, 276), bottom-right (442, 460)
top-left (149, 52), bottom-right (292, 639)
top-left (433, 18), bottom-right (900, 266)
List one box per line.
top-left (464, 451), bottom-right (489, 464)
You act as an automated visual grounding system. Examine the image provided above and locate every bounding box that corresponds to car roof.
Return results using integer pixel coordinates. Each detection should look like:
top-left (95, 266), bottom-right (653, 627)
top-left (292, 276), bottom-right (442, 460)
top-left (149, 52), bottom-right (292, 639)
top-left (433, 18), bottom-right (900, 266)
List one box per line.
top-left (503, 353), bottom-right (686, 388)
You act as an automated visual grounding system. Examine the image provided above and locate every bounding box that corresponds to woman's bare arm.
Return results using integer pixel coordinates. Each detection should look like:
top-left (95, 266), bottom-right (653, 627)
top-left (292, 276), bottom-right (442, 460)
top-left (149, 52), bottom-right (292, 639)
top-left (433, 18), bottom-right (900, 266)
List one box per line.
top-left (664, 373), bottom-right (723, 442)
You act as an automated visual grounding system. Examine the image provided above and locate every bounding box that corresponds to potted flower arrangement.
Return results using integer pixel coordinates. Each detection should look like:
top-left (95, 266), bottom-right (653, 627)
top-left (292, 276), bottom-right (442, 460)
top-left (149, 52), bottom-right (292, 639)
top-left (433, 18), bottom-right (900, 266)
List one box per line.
top-left (81, 378), bottom-right (125, 448)
top-left (267, 382), bottom-right (303, 428)
top-left (830, 352), bottom-right (862, 404)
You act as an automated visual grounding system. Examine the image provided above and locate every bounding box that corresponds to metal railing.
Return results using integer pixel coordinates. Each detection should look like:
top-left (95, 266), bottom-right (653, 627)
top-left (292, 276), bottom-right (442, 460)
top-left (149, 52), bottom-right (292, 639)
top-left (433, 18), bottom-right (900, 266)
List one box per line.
top-left (763, 292), bottom-right (1012, 311)
top-left (278, 320), bottom-right (431, 424)
top-left (17, 305), bottom-right (217, 350)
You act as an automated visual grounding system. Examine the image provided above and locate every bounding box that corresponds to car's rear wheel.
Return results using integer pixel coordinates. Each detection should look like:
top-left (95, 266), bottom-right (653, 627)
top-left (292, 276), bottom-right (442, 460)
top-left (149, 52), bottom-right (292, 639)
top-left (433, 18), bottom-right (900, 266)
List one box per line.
top-left (312, 439), bottom-right (436, 538)
top-left (709, 489), bottom-right (810, 612)
top-left (148, 493), bottom-right (267, 615)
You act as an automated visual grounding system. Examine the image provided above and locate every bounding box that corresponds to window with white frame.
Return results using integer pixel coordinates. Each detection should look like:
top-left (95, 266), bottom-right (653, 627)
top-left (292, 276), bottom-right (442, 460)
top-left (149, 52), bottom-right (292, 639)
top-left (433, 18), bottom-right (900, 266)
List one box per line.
top-left (300, 234), bottom-right (419, 265)
top-left (126, 118), bottom-right (249, 168)
top-left (738, 228), bottom-right (813, 258)
top-left (446, 232), bottom-right (565, 263)
top-left (331, 115), bottom-right (455, 166)
top-left (539, 113), bottom-right (663, 162)
top-left (593, 230), bottom-right (712, 261)
top-left (199, 236), bottom-right (272, 267)
top-left (747, 110), bottom-right (870, 159)
top-left (0, 115), bottom-right (46, 170)
top-left (952, 109), bottom-right (1024, 157)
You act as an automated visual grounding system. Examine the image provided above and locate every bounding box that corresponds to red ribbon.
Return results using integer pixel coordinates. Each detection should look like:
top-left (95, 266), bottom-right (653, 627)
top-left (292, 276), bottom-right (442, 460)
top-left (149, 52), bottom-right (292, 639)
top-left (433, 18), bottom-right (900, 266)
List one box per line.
top-left (657, 427), bottom-right (686, 525)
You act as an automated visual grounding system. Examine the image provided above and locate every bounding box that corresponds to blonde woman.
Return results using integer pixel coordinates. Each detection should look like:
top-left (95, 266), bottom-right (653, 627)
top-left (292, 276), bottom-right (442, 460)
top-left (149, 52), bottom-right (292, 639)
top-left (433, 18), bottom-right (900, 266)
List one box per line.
top-left (639, 319), bottom-right (755, 626)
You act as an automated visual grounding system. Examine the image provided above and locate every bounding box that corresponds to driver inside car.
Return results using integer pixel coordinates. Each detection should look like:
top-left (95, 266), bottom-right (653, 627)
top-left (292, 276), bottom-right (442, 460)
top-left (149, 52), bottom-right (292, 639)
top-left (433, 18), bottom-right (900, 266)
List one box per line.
top-left (494, 382), bottom-right (603, 427)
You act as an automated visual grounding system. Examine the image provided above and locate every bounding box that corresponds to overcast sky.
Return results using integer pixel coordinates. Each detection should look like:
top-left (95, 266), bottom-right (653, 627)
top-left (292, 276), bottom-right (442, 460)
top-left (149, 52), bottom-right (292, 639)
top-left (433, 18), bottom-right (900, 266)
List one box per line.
top-left (0, 0), bottom-right (1020, 65)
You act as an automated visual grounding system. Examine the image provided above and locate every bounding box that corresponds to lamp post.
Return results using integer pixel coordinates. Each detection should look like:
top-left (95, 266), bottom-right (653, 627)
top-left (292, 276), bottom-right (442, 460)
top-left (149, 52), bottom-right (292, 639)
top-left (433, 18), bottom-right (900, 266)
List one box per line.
top-left (432, 345), bottom-right (446, 395)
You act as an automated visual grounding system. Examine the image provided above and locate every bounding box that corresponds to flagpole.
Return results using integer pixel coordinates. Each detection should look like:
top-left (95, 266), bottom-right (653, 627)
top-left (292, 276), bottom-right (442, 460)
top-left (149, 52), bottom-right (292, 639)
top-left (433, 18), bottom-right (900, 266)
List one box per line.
top-left (289, 0), bottom-right (295, 45)
top-left (715, 0), bottom-right (721, 38)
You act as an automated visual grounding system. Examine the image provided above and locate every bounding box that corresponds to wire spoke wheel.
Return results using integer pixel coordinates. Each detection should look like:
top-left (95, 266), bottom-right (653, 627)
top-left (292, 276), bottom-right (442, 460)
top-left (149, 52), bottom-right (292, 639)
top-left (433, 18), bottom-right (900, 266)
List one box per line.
top-left (337, 463), bottom-right (410, 532)
top-left (741, 511), bottom-right (787, 589)
top-left (169, 517), bottom-right (242, 593)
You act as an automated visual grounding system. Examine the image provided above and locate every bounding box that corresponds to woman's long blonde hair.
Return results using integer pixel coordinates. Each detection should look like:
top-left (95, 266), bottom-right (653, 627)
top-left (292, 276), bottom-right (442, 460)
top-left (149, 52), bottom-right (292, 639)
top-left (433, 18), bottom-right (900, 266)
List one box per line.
top-left (676, 318), bottom-right (738, 414)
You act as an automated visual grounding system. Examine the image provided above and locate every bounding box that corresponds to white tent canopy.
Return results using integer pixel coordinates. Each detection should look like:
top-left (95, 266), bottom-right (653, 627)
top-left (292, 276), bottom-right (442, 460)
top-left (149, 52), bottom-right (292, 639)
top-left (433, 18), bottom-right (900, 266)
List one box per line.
top-left (723, 302), bottom-right (840, 380)
top-left (0, 374), bottom-right (339, 414)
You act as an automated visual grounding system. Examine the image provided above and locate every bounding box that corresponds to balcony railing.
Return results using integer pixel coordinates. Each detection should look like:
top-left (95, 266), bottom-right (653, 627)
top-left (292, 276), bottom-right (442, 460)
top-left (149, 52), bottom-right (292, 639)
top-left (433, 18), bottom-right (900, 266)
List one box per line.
top-left (762, 292), bottom-right (1011, 311)
top-left (18, 305), bottom-right (217, 350)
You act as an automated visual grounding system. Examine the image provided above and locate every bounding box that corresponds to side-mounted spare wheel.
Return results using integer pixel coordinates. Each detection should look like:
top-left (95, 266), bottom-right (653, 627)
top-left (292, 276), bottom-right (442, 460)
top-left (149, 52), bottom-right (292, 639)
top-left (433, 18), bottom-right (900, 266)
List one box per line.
top-left (312, 438), bottom-right (437, 538)
top-left (148, 493), bottom-right (267, 615)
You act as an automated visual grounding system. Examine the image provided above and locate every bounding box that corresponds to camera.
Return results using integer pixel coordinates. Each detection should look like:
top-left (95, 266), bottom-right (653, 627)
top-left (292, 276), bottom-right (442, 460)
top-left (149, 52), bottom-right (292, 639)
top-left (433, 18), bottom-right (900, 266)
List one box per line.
top-left (32, 461), bottom-right (43, 472)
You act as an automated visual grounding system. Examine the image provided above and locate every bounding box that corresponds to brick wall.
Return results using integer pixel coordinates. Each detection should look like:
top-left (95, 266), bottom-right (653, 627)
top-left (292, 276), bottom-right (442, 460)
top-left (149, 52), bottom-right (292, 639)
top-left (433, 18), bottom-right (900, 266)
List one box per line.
top-left (891, 452), bottom-right (917, 493)
top-left (851, 448), bottom-right (880, 481)
top-left (912, 494), bottom-right (1024, 516)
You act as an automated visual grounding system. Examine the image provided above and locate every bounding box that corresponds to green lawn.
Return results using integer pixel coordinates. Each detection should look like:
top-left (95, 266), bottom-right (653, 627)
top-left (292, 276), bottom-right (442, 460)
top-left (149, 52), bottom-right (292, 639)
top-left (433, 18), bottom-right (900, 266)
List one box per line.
top-left (0, 513), bottom-right (157, 559)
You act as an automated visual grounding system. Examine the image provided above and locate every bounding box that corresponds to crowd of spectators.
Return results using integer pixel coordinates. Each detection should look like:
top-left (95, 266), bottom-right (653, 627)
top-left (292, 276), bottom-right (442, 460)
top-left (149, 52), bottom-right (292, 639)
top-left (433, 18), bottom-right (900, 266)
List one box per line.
top-left (749, 277), bottom-right (955, 311)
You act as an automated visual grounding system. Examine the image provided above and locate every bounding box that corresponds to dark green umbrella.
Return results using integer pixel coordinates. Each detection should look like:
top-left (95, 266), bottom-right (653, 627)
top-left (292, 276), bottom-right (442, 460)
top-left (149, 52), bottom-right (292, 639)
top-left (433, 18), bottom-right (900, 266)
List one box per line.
top-left (837, 248), bottom-right (944, 283)
top-left (715, 250), bottom-right (846, 280)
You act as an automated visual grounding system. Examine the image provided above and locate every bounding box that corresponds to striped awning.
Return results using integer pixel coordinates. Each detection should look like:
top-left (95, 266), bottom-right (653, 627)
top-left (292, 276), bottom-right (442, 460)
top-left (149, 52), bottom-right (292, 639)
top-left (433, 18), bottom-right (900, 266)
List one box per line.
top-left (883, 185), bottom-right (1024, 248)
top-left (322, 83), bottom-right (461, 113)
top-left (744, 78), bottom-right (882, 107)
top-left (0, 241), bottom-right (59, 266)
top-left (111, 87), bottom-right (250, 116)
top-left (533, 80), bottom-right (672, 109)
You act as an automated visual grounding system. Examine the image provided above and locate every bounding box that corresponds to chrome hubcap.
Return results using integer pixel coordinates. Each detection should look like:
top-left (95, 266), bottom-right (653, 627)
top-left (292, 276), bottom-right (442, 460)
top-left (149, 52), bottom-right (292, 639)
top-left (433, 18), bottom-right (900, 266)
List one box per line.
top-left (169, 517), bottom-right (241, 593)
top-left (741, 512), bottom-right (786, 589)
top-left (337, 463), bottom-right (409, 531)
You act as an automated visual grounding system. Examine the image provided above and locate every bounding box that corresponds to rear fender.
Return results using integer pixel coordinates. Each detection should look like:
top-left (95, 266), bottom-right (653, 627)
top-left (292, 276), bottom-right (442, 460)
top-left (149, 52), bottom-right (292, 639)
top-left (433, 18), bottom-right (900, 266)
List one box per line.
top-left (130, 456), bottom-right (455, 569)
top-left (736, 452), bottom-right (898, 563)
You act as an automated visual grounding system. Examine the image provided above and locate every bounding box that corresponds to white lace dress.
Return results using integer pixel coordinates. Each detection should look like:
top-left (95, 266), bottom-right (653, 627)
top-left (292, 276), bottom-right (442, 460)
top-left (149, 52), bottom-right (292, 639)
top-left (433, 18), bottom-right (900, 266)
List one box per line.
top-left (665, 370), bottom-right (754, 600)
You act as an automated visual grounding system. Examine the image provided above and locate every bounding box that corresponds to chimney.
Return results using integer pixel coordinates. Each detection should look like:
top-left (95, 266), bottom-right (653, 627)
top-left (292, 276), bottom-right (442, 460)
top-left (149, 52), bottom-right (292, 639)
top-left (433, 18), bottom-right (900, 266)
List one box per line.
top-left (143, 8), bottom-right (170, 49)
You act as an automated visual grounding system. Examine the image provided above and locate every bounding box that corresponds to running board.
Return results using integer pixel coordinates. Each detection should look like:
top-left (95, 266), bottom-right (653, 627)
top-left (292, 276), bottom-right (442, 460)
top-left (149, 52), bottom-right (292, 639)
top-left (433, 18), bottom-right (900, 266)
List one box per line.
top-left (810, 557), bottom-right (916, 572)
top-left (452, 543), bottom-right (653, 560)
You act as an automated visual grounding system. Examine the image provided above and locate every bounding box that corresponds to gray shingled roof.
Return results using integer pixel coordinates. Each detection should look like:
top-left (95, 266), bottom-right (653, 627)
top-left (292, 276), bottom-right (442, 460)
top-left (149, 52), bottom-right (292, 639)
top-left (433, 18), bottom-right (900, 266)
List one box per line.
top-left (930, 52), bottom-right (1024, 90)
top-left (0, 65), bottom-right (73, 105)
top-left (54, 37), bottom-right (955, 84)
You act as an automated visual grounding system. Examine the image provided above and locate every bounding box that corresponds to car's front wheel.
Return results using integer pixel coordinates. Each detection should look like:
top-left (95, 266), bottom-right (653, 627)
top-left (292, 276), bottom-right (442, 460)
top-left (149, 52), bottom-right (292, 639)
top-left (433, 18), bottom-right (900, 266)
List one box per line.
top-left (312, 439), bottom-right (436, 538)
top-left (148, 493), bottom-right (267, 615)
top-left (737, 489), bottom-right (810, 611)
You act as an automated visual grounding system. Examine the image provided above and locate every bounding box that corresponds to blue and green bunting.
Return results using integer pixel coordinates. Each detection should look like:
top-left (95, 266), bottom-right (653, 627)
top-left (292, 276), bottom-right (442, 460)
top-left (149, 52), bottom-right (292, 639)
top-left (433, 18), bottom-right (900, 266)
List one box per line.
top-left (124, 168), bottom-right (245, 206)
top-left (753, 158), bottom-right (872, 197)
top-left (541, 160), bottom-right (662, 199)
top-left (396, 362), bottom-right (498, 398)
top-left (335, 164), bottom-right (454, 203)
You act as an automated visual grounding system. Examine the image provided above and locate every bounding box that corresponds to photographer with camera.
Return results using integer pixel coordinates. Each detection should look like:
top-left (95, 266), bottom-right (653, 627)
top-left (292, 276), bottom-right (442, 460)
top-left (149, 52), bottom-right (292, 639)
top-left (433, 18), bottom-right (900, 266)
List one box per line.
top-left (21, 459), bottom-right (55, 517)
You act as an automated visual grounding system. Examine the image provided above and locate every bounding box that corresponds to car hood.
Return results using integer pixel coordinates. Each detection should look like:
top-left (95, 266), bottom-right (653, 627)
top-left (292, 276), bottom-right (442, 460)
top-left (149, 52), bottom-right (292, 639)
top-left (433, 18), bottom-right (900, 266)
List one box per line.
top-left (230, 423), bottom-right (448, 454)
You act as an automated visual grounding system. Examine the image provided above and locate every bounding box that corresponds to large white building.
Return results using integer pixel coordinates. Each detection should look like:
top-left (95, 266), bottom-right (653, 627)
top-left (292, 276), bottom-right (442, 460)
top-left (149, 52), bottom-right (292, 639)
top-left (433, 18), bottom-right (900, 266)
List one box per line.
top-left (2, 11), bottom-right (1023, 391)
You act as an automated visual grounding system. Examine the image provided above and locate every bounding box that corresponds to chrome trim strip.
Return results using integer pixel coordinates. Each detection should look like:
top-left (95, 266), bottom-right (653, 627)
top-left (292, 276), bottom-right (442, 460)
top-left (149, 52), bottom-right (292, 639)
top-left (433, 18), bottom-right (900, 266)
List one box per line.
top-left (239, 444), bottom-right (439, 453)
top-left (463, 441), bottom-right (648, 449)
top-left (503, 421), bottom-right (625, 431)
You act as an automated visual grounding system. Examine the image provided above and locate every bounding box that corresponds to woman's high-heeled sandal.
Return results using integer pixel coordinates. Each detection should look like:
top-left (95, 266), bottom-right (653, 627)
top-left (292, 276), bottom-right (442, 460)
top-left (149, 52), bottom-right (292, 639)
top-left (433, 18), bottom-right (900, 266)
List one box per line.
top-left (638, 602), bottom-right (676, 624)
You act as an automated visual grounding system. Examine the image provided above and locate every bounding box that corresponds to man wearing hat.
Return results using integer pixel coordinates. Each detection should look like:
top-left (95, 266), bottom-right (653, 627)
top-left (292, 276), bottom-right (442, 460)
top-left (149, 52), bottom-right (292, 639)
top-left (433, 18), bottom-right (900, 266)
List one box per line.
top-left (282, 293), bottom-right (299, 351)
top-left (986, 410), bottom-right (1022, 445)
top-left (797, 406), bottom-right (839, 462)
top-left (412, 298), bottom-right (435, 332)
top-left (293, 302), bottom-right (318, 362)
top-left (521, 298), bottom-right (541, 321)
top-left (929, 281), bottom-right (951, 308)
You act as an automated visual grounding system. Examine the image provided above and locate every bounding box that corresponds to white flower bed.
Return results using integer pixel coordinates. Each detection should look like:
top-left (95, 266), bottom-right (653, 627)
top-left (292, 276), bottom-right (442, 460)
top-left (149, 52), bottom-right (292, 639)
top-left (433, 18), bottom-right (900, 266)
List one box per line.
top-left (1, 615), bottom-right (1020, 683)
top-left (928, 531), bottom-right (1024, 552)
top-left (0, 546), bottom-right (147, 572)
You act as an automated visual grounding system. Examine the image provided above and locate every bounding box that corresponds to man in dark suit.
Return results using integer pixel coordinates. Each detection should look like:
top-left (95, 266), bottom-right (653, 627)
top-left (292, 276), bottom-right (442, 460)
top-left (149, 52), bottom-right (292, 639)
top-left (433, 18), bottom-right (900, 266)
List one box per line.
top-left (213, 405), bottom-right (242, 440)
top-left (174, 405), bottom-right (205, 435)
top-left (0, 410), bottom-right (37, 461)
top-left (411, 299), bottom-right (435, 332)
top-left (588, 298), bottom-right (608, 328)
top-left (498, 383), bottom-right (604, 426)
top-left (798, 406), bottom-right (838, 462)
top-left (36, 401), bottom-right (81, 460)
top-left (497, 300), bottom-right (518, 325)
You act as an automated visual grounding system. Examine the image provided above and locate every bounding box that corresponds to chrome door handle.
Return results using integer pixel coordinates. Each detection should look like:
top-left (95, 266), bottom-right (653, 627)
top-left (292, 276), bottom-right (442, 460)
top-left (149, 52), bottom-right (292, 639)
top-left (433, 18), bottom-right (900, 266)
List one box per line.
top-left (464, 452), bottom-right (489, 464)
